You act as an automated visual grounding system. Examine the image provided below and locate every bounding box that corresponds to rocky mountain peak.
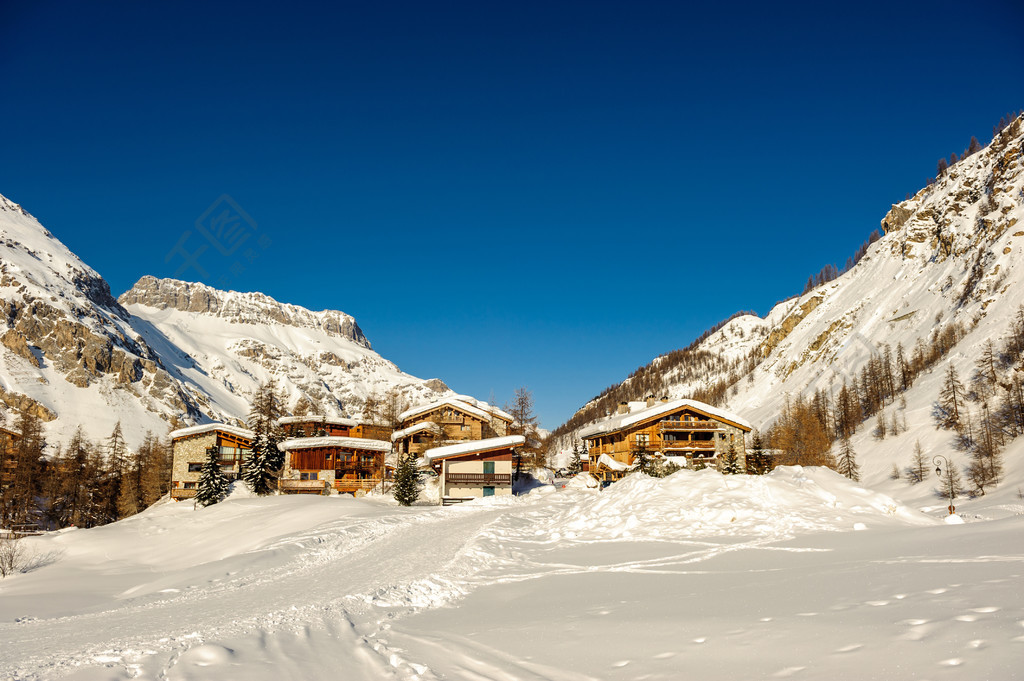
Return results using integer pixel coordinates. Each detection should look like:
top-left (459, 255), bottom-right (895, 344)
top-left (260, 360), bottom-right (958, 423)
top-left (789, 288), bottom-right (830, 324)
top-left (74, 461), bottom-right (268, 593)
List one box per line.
top-left (119, 276), bottom-right (370, 348)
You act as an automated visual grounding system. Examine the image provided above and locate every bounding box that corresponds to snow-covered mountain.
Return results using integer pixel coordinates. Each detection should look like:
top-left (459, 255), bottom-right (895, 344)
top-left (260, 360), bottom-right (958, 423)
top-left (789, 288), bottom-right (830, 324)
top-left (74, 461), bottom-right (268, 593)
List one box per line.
top-left (0, 197), bottom-right (448, 446)
top-left (560, 114), bottom-right (1024, 488)
top-left (119, 276), bottom-right (449, 431)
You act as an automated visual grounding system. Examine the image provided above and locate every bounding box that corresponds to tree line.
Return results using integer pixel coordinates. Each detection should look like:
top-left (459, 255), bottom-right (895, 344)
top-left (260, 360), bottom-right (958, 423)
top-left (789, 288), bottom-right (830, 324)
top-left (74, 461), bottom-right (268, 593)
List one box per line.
top-left (933, 305), bottom-right (1024, 496)
top-left (1, 411), bottom-right (172, 530)
top-left (765, 316), bottom-right (970, 480)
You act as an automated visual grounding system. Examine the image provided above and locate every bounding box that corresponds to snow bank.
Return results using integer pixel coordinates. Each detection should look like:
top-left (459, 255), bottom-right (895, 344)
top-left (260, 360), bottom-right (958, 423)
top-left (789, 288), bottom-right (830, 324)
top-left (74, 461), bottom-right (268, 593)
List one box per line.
top-left (544, 466), bottom-right (937, 542)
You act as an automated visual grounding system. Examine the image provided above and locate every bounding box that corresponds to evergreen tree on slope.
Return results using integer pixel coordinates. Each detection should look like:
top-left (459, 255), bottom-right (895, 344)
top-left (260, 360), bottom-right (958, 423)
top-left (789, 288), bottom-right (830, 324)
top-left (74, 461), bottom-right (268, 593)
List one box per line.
top-left (196, 447), bottom-right (228, 507)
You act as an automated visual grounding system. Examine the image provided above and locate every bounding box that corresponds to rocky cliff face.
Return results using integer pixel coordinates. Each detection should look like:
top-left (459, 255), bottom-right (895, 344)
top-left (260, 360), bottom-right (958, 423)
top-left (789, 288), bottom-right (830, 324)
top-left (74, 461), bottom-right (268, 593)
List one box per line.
top-left (120, 276), bottom-right (369, 348)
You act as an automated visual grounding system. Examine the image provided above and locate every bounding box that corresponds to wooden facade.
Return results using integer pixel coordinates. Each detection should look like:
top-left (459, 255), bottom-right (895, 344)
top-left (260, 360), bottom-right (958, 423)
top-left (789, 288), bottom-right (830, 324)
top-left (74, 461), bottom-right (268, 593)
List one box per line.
top-left (580, 399), bottom-right (752, 480)
top-left (277, 416), bottom-right (393, 444)
top-left (423, 435), bottom-right (525, 503)
top-left (278, 437), bottom-right (391, 495)
top-left (393, 399), bottom-right (513, 458)
top-left (169, 424), bottom-right (254, 500)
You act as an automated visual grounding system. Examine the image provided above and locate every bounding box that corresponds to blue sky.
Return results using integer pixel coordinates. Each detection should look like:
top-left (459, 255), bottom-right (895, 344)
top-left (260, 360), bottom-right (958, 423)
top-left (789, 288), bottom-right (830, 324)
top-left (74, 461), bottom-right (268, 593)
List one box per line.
top-left (2, 0), bottom-right (1022, 428)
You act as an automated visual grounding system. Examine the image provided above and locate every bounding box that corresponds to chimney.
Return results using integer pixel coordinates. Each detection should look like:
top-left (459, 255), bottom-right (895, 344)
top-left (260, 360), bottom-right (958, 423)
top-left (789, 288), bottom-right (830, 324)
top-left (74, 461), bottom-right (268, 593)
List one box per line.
top-left (661, 396), bottom-right (670, 403)
top-left (617, 402), bottom-right (630, 415)
top-left (646, 395), bottom-right (657, 407)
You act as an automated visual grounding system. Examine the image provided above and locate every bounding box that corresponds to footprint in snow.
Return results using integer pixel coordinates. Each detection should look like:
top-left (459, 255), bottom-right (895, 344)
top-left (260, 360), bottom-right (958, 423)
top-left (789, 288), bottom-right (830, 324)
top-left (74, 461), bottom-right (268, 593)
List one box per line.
top-left (835, 644), bottom-right (863, 653)
top-left (971, 606), bottom-right (1000, 613)
top-left (773, 666), bottom-right (807, 677)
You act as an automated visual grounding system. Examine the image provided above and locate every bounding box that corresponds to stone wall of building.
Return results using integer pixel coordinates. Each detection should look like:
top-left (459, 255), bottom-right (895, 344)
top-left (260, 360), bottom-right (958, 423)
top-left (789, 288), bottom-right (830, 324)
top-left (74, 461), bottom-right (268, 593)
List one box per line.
top-left (170, 432), bottom-right (217, 490)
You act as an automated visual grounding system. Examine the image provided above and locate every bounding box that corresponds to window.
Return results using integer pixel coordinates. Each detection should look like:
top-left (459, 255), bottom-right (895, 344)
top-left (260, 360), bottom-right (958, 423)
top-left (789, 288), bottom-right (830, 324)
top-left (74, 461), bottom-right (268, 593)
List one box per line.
top-left (635, 434), bottom-right (649, 445)
top-left (482, 486), bottom-right (495, 497)
top-left (183, 482), bottom-right (196, 489)
top-left (483, 461), bottom-right (495, 475)
top-left (187, 463), bottom-right (202, 472)
top-left (300, 472), bottom-right (317, 480)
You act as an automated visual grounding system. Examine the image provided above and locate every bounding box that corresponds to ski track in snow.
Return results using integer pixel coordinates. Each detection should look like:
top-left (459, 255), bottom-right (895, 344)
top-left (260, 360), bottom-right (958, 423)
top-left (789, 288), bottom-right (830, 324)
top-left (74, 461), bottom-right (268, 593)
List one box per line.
top-left (1, 472), bottom-right (1023, 680)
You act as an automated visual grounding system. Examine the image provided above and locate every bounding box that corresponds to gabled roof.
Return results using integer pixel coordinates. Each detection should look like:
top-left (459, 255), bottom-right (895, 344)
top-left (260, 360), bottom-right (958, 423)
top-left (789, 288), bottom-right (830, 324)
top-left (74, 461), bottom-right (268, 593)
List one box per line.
top-left (276, 415), bottom-right (358, 427)
top-left (390, 421), bottom-right (442, 442)
top-left (423, 435), bottom-right (526, 463)
top-left (170, 423), bottom-right (254, 441)
top-left (578, 398), bottom-right (751, 439)
top-left (399, 397), bottom-right (513, 424)
top-left (278, 436), bottom-right (391, 452)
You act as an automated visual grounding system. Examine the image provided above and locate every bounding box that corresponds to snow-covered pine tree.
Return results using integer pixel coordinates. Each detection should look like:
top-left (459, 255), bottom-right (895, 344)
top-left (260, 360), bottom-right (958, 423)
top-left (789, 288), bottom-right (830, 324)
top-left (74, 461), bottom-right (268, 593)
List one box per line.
top-left (392, 453), bottom-right (419, 506)
top-left (568, 440), bottom-right (582, 475)
top-left (745, 430), bottom-right (770, 475)
top-left (836, 436), bottom-right (860, 481)
top-left (720, 443), bottom-right (741, 474)
top-left (244, 380), bottom-right (286, 495)
top-left (195, 447), bottom-right (228, 507)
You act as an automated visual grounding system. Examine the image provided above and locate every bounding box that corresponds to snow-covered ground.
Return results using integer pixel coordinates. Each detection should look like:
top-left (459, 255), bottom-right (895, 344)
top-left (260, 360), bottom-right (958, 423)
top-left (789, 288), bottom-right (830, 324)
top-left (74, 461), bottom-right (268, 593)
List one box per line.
top-left (1, 469), bottom-right (1021, 681)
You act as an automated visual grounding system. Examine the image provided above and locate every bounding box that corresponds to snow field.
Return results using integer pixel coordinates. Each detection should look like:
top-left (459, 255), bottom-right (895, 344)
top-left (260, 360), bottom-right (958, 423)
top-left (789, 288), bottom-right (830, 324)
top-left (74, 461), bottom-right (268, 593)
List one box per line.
top-left (0, 471), bottom-right (1021, 680)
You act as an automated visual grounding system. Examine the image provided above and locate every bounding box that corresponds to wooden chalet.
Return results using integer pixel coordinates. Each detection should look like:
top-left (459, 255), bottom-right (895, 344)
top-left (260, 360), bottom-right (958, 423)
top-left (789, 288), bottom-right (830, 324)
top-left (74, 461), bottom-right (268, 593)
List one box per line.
top-left (169, 424), bottom-right (254, 500)
top-left (579, 397), bottom-right (752, 483)
top-left (423, 435), bottom-right (525, 504)
top-left (392, 398), bottom-right (513, 458)
top-left (278, 436), bottom-right (391, 495)
top-left (277, 415), bottom-right (393, 442)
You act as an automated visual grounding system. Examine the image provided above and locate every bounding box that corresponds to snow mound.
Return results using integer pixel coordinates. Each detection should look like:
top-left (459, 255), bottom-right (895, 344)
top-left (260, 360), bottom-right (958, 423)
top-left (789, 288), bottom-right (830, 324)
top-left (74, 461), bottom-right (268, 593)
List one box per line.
top-left (547, 466), bottom-right (937, 542)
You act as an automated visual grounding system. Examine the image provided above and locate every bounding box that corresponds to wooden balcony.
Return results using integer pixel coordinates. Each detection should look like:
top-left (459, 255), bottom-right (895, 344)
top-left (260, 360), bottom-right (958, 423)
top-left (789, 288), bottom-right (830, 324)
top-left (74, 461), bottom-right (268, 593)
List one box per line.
top-left (445, 473), bottom-right (512, 486)
top-left (658, 420), bottom-right (721, 432)
top-left (171, 488), bottom-right (197, 499)
top-left (661, 440), bottom-right (716, 450)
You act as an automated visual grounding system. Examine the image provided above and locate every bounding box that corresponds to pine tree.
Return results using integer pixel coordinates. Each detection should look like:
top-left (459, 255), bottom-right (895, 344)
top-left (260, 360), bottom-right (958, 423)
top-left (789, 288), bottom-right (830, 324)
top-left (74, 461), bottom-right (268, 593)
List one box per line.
top-left (836, 437), bottom-right (860, 481)
top-left (936, 364), bottom-right (966, 431)
top-left (116, 471), bottom-right (139, 518)
top-left (195, 447), bottom-right (228, 507)
top-left (908, 440), bottom-right (928, 483)
top-left (104, 422), bottom-right (129, 521)
top-left (938, 460), bottom-right (963, 504)
top-left (720, 443), bottom-right (741, 474)
top-left (745, 430), bottom-right (771, 475)
top-left (244, 381), bottom-right (285, 495)
top-left (568, 440), bottom-right (582, 475)
top-left (392, 453), bottom-right (419, 506)
top-left (968, 136), bottom-right (982, 156)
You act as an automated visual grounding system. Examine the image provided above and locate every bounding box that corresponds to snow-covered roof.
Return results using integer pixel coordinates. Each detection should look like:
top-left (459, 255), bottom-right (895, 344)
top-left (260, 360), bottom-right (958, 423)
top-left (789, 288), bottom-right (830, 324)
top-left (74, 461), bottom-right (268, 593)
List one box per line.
top-left (595, 453), bottom-right (635, 472)
top-left (170, 423), bottom-right (254, 441)
top-left (276, 415), bottom-right (358, 427)
top-left (578, 398), bottom-right (751, 439)
top-left (399, 397), bottom-right (513, 424)
top-left (278, 436), bottom-right (391, 452)
top-left (391, 421), bottom-right (441, 442)
top-left (423, 435), bottom-right (526, 463)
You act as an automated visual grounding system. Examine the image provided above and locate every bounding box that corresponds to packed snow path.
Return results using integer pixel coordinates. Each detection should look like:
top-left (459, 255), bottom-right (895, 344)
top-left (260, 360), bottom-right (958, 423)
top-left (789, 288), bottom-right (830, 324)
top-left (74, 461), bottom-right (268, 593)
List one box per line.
top-left (1, 468), bottom-right (1022, 680)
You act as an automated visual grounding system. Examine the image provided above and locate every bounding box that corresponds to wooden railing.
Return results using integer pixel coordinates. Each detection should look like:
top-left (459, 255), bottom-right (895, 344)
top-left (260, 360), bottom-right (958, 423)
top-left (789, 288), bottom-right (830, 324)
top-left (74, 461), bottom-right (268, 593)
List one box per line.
top-left (171, 488), bottom-right (197, 499)
top-left (658, 420), bottom-right (721, 431)
top-left (445, 473), bottom-right (512, 485)
top-left (661, 440), bottom-right (716, 450)
top-left (334, 479), bottom-right (382, 491)
top-left (279, 479), bottom-right (329, 493)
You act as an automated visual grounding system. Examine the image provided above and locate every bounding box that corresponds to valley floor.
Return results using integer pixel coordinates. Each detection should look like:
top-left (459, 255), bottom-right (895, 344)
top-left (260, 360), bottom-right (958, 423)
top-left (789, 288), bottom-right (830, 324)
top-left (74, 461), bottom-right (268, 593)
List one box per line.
top-left (0, 468), bottom-right (1022, 681)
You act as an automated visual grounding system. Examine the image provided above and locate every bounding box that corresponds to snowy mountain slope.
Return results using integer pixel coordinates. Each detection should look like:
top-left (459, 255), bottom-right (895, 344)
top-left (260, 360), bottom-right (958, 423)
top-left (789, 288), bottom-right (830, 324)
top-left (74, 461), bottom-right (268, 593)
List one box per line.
top-left (120, 276), bottom-right (449, 430)
top-left (0, 195), bottom-right (206, 443)
top-left (0, 197), bottom-right (448, 447)
top-left (561, 115), bottom-right (1024, 491)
